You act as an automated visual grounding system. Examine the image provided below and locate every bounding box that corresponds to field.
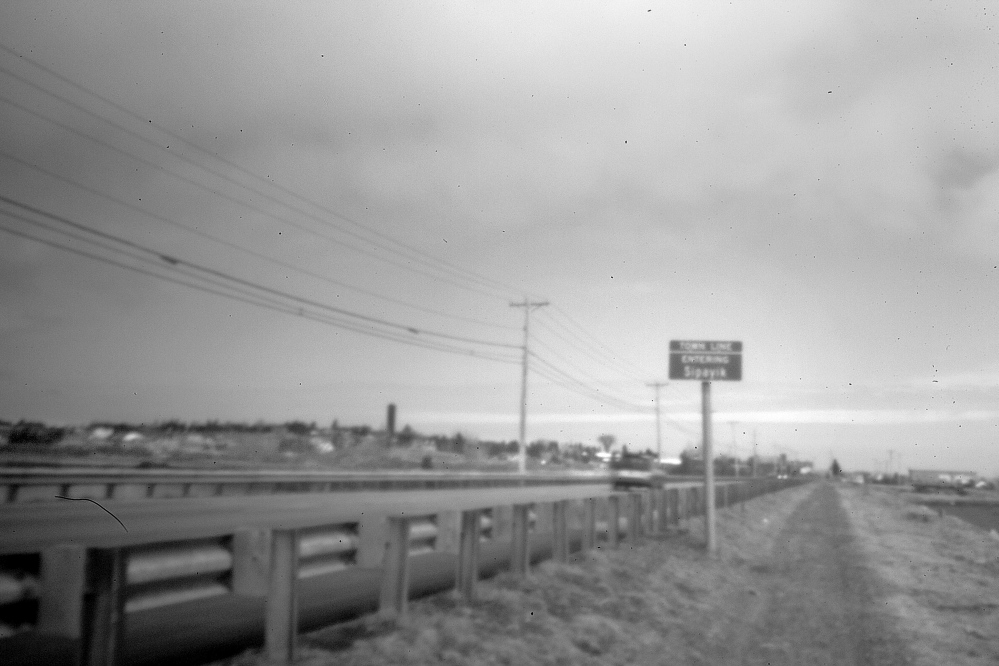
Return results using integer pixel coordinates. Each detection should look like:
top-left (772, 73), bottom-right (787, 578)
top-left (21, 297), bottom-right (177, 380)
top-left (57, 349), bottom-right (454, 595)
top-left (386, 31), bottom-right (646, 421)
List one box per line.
top-left (212, 482), bottom-right (999, 666)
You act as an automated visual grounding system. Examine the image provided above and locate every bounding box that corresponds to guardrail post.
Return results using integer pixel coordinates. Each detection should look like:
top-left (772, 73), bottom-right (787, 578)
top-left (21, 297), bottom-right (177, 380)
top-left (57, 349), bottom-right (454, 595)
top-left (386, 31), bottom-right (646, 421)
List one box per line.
top-left (659, 489), bottom-right (670, 533)
top-left (651, 489), bottom-right (662, 534)
top-left (38, 543), bottom-right (87, 638)
top-left (456, 510), bottom-right (481, 601)
top-left (379, 517), bottom-right (411, 620)
top-left (608, 495), bottom-right (621, 549)
top-left (511, 504), bottom-right (531, 574)
top-left (80, 547), bottom-right (128, 666)
top-left (663, 488), bottom-right (673, 528)
top-left (491, 505), bottom-right (512, 539)
top-left (436, 510), bottom-right (461, 554)
top-left (534, 501), bottom-right (554, 534)
top-left (232, 527), bottom-right (271, 597)
top-left (552, 500), bottom-right (569, 562)
top-left (265, 528), bottom-right (299, 665)
top-left (674, 488), bottom-right (683, 527)
top-left (358, 516), bottom-right (388, 568)
top-left (643, 490), bottom-right (655, 535)
top-left (627, 493), bottom-right (642, 543)
top-left (581, 498), bottom-right (596, 551)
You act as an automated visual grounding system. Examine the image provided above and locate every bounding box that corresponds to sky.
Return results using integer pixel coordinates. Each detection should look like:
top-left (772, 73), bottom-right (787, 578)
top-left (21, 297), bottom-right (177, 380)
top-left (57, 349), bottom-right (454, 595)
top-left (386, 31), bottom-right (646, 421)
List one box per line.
top-left (0, 1), bottom-right (997, 475)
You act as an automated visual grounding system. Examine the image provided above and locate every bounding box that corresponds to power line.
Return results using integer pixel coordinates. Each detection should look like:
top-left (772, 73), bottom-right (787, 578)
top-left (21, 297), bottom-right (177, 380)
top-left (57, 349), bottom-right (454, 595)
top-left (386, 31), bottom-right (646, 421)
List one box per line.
top-left (0, 218), bottom-right (522, 364)
top-left (538, 307), bottom-right (650, 383)
top-left (531, 337), bottom-right (651, 407)
top-left (533, 317), bottom-right (647, 387)
top-left (0, 148), bottom-right (517, 332)
top-left (0, 89), bottom-right (516, 304)
top-left (0, 195), bottom-right (521, 352)
top-left (0, 44), bottom-right (530, 301)
top-left (529, 352), bottom-right (651, 412)
top-left (532, 336), bottom-right (650, 400)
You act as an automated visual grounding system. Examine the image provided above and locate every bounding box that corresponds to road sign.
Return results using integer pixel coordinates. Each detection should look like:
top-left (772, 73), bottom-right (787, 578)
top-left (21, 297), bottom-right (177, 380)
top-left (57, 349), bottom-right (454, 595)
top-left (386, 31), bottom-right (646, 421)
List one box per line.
top-left (669, 340), bottom-right (742, 381)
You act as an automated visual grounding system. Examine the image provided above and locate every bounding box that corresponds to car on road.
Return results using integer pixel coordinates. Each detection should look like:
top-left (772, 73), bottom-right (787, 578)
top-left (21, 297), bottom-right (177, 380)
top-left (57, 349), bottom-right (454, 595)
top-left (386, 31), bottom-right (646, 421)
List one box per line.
top-left (610, 452), bottom-right (665, 490)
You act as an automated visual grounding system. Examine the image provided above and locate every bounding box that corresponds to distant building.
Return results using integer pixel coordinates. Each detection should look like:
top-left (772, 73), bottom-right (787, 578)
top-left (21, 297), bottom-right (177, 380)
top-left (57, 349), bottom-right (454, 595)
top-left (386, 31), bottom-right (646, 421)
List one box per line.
top-left (909, 469), bottom-right (978, 493)
top-left (89, 427), bottom-right (115, 441)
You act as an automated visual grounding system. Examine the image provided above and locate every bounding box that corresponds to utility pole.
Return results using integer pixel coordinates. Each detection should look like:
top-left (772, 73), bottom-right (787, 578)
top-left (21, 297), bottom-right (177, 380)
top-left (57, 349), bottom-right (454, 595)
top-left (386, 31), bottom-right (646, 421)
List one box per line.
top-left (647, 381), bottom-right (667, 461)
top-left (751, 429), bottom-right (758, 477)
top-left (510, 298), bottom-right (548, 474)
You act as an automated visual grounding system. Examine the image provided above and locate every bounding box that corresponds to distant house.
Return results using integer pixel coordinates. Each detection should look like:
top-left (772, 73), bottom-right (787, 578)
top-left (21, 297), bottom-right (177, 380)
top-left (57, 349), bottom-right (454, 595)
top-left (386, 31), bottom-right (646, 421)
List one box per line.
top-left (309, 436), bottom-right (335, 454)
top-left (89, 427), bottom-right (115, 441)
top-left (909, 469), bottom-right (978, 493)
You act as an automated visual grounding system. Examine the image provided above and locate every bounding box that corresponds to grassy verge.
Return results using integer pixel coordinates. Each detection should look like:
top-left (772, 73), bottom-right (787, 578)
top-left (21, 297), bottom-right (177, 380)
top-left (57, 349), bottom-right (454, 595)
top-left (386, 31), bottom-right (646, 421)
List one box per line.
top-left (214, 484), bottom-right (998, 665)
top-left (839, 485), bottom-right (999, 665)
top-left (217, 483), bottom-right (818, 666)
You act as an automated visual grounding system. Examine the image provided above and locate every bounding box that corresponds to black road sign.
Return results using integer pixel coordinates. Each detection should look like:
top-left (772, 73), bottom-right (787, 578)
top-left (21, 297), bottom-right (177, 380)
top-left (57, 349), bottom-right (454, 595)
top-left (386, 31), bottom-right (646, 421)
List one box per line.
top-left (668, 340), bottom-right (742, 381)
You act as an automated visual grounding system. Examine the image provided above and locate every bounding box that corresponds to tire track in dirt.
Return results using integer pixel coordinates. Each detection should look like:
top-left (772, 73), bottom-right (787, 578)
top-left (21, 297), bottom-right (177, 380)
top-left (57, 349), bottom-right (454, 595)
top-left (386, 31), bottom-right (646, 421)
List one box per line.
top-left (722, 482), bottom-right (913, 666)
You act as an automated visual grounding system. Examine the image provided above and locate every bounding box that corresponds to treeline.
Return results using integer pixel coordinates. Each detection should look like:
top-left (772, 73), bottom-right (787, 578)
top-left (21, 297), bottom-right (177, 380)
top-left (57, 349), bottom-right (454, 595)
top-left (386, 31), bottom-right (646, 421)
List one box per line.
top-left (1, 420), bottom-right (67, 445)
top-left (93, 419), bottom-right (315, 434)
top-left (0, 418), bottom-right (605, 464)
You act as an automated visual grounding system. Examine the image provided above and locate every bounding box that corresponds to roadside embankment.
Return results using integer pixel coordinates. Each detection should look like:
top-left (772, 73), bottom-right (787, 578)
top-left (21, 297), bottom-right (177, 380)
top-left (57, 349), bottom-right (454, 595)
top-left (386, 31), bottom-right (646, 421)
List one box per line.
top-left (217, 482), bottom-right (999, 666)
top-left (216, 483), bottom-right (821, 666)
top-left (840, 485), bottom-right (999, 666)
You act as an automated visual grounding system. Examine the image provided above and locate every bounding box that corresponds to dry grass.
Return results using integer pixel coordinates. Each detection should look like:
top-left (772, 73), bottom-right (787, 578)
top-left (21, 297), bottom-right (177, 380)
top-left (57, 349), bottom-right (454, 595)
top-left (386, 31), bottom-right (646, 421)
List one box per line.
top-left (218, 484), bottom-right (817, 666)
top-left (215, 483), bottom-right (999, 665)
top-left (839, 486), bottom-right (999, 665)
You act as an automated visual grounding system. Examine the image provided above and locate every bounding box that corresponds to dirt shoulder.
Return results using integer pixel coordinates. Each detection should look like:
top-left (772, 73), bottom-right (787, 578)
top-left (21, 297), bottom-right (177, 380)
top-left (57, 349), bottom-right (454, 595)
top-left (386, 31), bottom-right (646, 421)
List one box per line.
top-left (218, 482), bottom-right (998, 666)
top-left (692, 482), bottom-right (912, 665)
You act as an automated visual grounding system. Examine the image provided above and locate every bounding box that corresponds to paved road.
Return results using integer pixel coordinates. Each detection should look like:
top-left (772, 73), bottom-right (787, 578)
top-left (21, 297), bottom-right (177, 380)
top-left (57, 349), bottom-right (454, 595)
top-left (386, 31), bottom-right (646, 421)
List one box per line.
top-left (0, 479), bottom-right (716, 553)
top-left (0, 483), bottom-right (618, 553)
top-left (709, 482), bottom-right (912, 665)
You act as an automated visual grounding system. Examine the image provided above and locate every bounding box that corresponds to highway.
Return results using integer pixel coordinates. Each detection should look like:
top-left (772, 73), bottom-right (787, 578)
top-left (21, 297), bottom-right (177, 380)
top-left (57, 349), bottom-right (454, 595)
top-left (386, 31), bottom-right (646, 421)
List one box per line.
top-left (0, 477), bottom-right (757, 666)
top-left (0, 483), bottom-right (614, 554)
top-left (0, 482), bottom-right (627, 666)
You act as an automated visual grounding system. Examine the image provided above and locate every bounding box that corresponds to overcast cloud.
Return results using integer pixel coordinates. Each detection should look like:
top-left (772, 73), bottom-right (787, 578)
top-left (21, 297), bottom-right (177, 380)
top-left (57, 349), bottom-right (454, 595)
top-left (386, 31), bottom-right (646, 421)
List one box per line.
top-left (1, 1), bottom-right (997, 473)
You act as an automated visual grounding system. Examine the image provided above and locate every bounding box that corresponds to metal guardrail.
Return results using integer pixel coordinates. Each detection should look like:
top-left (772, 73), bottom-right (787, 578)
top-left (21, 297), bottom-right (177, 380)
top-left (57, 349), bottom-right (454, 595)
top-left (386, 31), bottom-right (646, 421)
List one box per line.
top-left (0, 467), bottom-right (612, 504)
top-left (0, 476), bottom-right (806, 664)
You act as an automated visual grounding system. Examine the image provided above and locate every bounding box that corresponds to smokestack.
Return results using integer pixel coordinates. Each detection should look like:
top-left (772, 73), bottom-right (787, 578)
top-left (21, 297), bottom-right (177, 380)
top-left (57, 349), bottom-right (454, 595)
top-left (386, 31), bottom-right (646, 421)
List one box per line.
top-left (386, 403), bottom-right (396, 441)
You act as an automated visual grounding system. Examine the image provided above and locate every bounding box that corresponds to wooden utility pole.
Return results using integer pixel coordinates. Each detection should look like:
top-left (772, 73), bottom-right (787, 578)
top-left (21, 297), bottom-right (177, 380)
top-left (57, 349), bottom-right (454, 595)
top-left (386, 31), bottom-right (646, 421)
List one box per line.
top-left (647, 381), bottom-right (667, 461)
top-left (510, 299), bottom-right (548, 474)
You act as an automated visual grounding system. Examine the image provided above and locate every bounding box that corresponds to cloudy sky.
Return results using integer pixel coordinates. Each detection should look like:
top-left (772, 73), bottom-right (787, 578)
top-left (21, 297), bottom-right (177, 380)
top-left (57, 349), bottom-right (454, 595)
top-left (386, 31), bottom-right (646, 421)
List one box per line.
top-left (1, 1), bottom-right (997, 474)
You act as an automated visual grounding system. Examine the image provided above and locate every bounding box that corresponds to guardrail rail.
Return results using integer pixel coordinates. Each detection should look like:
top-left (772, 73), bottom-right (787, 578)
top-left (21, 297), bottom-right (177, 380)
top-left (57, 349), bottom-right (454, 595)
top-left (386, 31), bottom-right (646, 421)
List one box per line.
top-left (0, 475), bottom-right (807, 665)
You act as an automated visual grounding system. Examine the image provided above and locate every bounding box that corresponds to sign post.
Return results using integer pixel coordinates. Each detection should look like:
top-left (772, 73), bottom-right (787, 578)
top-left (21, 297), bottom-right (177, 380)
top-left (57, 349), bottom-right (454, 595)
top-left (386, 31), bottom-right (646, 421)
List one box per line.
top-left (669, 340), bottom-right (742, 555)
